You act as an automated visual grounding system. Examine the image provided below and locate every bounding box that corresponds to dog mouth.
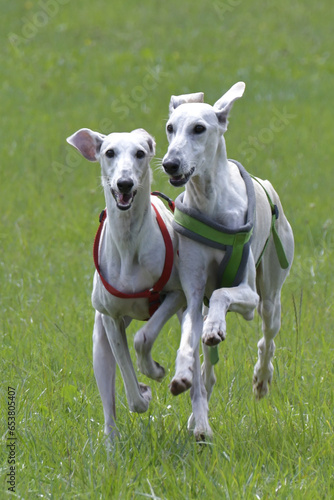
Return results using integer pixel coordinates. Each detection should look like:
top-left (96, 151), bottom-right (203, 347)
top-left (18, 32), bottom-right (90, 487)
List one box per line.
top-left (169, 167), bottom-right (195, 187)
top-left (111, 189), bottom-right (137, 210)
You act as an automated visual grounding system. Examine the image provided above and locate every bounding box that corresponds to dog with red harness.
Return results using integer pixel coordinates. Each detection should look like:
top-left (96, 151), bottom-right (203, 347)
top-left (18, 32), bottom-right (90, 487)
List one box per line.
top-left (67, 127), bottom-right (185, 439)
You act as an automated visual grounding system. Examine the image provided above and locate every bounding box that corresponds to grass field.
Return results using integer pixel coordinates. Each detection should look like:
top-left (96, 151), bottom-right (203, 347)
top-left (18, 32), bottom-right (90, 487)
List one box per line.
top-left (1, 0), bottom-right (333, 498)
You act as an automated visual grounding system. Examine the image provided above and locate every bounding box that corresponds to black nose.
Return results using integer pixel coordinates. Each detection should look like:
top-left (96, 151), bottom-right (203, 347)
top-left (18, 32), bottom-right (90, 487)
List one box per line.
top-left (117, 178), bottom-right (134, 194)
top-left (163, 159), bottom-right (180, 175)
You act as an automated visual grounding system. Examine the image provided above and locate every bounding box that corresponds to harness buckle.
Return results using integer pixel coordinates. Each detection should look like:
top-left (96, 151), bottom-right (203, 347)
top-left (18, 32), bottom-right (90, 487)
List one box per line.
top-left (272, 204), bottom-right (279, 220)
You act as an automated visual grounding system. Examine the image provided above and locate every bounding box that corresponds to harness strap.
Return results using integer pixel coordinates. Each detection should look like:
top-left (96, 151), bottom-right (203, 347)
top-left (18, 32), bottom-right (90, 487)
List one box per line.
top-left (173, 207), bottom-right (253, 249)
top-left (250, 176), bottom-right (290, 270)
top-left (93, 197), bottom-right (174, 318)
top-left (174, 204), bottom-right (253, 292)
top-left (151, 191), bottom-right (175, 213)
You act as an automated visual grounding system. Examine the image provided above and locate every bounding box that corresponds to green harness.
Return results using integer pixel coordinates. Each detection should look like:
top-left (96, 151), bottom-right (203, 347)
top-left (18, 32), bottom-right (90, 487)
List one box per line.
top-left (250, 175), bottom-right (289, 270)
top-left (174, 208), bottom-right (254, 290)
top-left (173, 161), bottom-right (290, 365)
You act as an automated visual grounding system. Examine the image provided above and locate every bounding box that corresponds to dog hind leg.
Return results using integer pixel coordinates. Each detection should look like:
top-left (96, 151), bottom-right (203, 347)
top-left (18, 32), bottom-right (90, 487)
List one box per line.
top-left (253, 295), bottom-right (281, 399)
top-left (134, 291), bottom-right (185, 381)
top-left (253, 215), bottom-right (293, 399)
top-left (201, 343), bottom-right (217, 401)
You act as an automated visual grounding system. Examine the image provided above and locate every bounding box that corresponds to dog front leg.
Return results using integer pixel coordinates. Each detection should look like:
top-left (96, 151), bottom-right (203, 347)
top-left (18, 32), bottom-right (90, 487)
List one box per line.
top-left (134, 290), bottom-right (185, 381)
top-left (202, 260), bottom-right (259, 345)
top-left (170, 297), bottom-right (203, 396)
top-left (187, 341), bottom-right (217, 437)
top-left (170, 246), bottom-right (207, 396)
top-left (102, 315), bottom-right (152, 414)
top-left (202, 283), bottom-right (259, 345)
top-left (187, 346), bottom-right (212, 440)
top-left (201, 305), bottom-right (217, 400)
top-left (93, 311), bottom-right (118, 438)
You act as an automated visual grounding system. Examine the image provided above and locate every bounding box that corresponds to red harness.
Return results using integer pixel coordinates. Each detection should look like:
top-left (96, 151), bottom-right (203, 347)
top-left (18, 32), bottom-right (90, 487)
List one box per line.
top-left (93, 193), bottom-right (175, 318)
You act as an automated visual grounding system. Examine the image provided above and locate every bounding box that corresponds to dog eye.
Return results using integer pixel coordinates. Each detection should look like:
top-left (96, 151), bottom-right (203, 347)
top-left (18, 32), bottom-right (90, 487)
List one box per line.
top-left (194, 124), bottom-right (206, 134)
top-left (136, 150), bottom-right (145, 159)
top-left (105, 149), bottom-right (115, 158)
top-left (166, 124), bottom-right (173, 133)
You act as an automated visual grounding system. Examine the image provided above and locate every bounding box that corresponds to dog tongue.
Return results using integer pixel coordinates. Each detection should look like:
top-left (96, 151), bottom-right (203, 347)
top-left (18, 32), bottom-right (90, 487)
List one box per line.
top-left (119, 193), bottom-right (131, 205)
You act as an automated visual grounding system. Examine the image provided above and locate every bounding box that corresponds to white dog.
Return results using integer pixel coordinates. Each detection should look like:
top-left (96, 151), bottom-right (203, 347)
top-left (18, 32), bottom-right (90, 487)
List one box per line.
top-left (162, 82), bottom-right (294, 439)
top-left (67, 127), bottom-right (185, 437)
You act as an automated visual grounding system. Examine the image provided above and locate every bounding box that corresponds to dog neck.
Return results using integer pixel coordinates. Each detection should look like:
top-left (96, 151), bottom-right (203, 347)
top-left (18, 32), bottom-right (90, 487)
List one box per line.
top-left (183, 139), bottom-right (231, 218)
top-left (103, 170), bottom-right (153, 256)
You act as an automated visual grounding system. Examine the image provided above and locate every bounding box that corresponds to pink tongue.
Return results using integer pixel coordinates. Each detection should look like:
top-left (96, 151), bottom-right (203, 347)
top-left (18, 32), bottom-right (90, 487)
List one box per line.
top-left (119, 193), bottom-right (131, 205)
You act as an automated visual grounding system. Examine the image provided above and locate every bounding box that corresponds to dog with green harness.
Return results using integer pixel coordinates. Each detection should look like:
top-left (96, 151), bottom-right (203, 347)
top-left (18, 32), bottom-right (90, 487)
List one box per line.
top-left (162, 82), bottom-right (294, 440)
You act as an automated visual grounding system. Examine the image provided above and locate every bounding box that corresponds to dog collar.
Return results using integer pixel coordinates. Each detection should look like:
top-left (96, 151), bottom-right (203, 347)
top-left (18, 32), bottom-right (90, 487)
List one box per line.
top-left (93, 194), bottom-right (174, 318)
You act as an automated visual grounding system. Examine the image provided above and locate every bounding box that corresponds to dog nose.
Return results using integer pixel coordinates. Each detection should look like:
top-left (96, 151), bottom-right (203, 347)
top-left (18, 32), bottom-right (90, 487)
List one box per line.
top-left (117, 178), bottom-right (134, 194)
top-left (163, 159), bottom-right (180, 175)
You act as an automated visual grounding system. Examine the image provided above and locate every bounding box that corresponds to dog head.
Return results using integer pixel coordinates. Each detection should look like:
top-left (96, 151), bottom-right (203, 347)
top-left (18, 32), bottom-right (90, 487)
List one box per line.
top-left (162, 82), bottom-right (245, 187)
top-left (67, 128), bottom-right (155, 211)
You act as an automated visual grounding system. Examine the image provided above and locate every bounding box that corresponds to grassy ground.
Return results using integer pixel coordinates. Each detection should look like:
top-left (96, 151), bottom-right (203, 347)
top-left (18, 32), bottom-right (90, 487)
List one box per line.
top-left (1, 0), bottom-right (333, 498)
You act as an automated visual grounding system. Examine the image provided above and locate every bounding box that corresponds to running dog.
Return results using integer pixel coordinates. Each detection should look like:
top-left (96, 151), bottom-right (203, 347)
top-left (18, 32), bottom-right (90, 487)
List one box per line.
top-left (162, 82), bottom-right (294, 439)
top-left (67, 127), bottom-right (185, 438)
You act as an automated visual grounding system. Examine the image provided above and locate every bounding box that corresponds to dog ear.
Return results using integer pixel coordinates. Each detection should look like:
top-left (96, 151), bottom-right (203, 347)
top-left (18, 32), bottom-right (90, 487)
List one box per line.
top-left (131, 128), bottom-right (156, 156)
top-left (169, 92), bottom-right (204, 115)
top-left (213, 82), bottom-right (246, 132)
top-left (66, 128), bottom-right (106, 162)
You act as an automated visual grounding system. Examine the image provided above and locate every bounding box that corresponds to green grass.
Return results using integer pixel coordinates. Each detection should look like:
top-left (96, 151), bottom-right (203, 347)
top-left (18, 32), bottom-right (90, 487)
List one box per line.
top-left (1, 0), bottom-right (333, 498)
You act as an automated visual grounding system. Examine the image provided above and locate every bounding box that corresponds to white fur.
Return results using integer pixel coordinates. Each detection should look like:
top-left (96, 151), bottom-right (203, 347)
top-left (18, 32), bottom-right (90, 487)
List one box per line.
top-left (162, 82), bottom-right (294, 439)
top-left (67, 128), bottom-right (185, 438)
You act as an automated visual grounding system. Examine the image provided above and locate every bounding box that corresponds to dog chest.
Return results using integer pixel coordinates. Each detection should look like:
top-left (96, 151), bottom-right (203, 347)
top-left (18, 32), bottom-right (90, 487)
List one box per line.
top-left (91, 278), bottom-right (153, 321)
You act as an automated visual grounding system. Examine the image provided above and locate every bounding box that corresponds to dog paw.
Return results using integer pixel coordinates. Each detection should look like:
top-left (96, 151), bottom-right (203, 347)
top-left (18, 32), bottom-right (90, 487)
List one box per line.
top-left (202, 318), bottom-right (226, 346)
top-left (129, 383), bottom-right (152, 413)
top-left (139, 382), bottom-right (152, 402)
top-left (149, 361), bottom-right (166, 382)
top-left (193, 423), bottom-right (213, 442)
top-left (104, 422), bottom-right (119, 441)
top-left (137, 358), bottom-right (165, 382)
top-left (169, 376), bottom-right (192, 396)
top-left (188, 412), bottom-right (212, 442)
top-left (252, 363), bottom-right (273, 400)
